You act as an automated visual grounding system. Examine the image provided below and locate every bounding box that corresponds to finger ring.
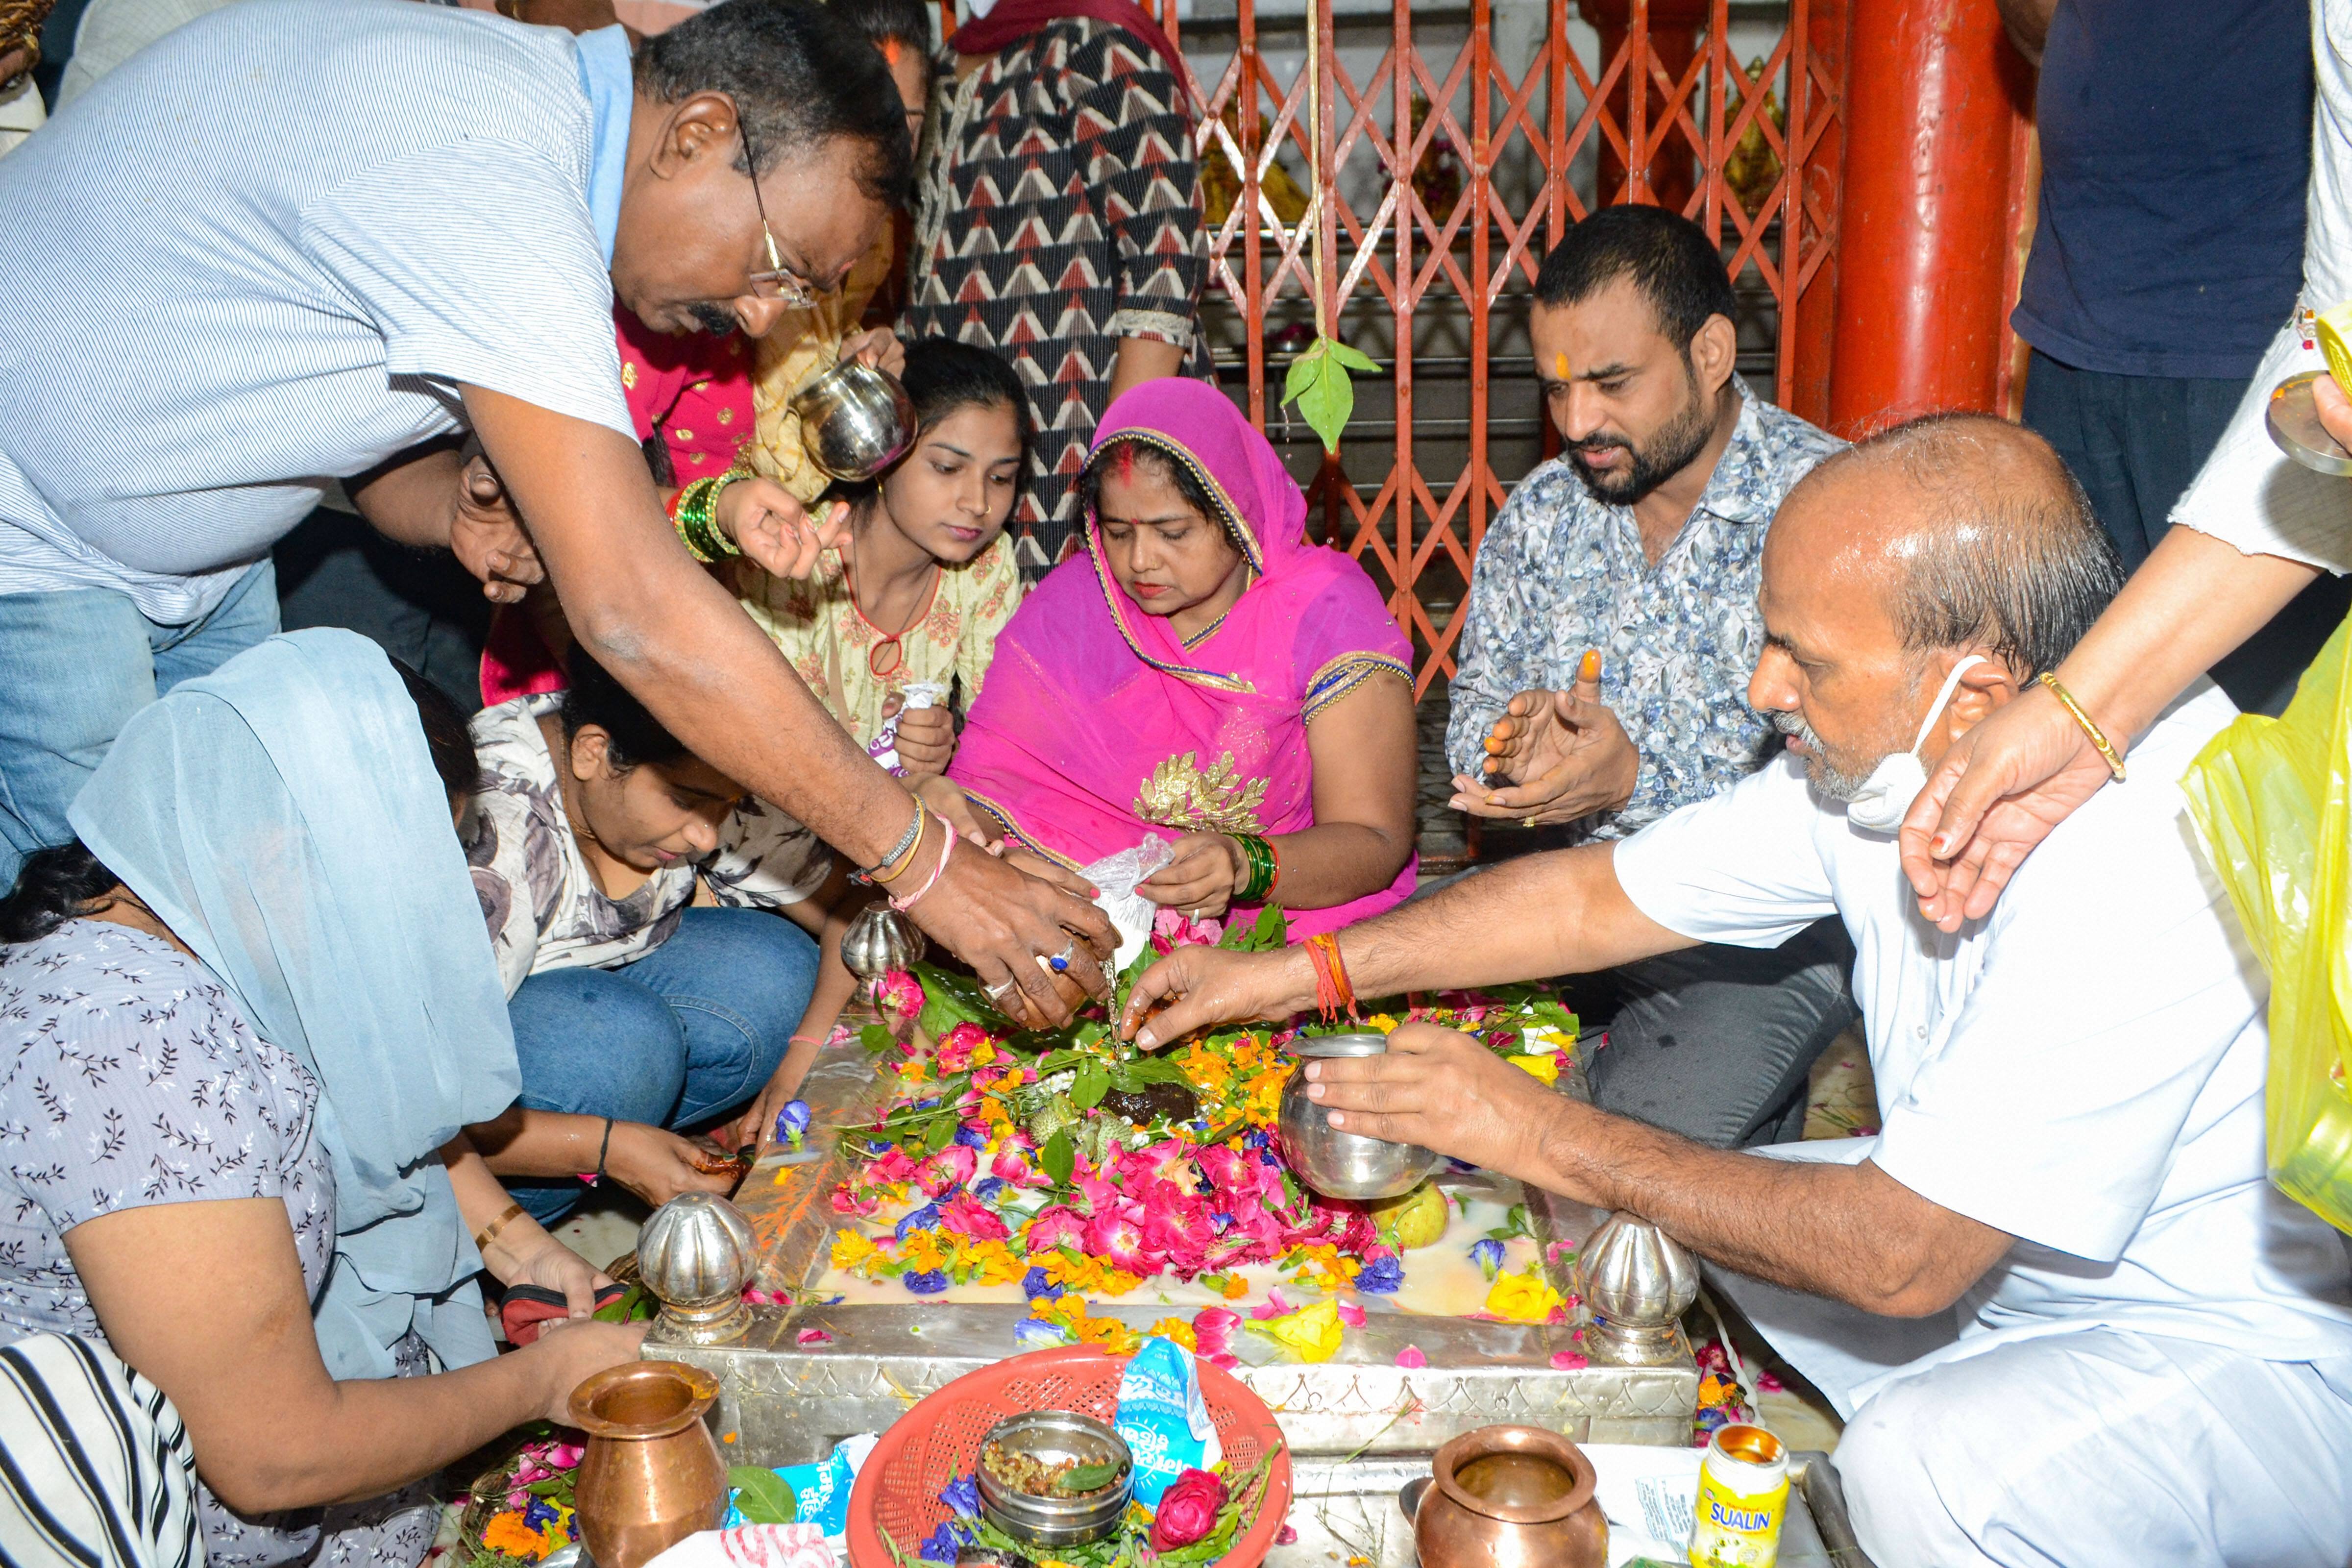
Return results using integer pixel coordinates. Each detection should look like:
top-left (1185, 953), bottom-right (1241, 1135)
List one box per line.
top-left (1048, 942), bottom-right (1077, 973)
top-left (1522, 816), bottom-right (1539, 829)
top-left (983, 977), bottom-right (1017, 998)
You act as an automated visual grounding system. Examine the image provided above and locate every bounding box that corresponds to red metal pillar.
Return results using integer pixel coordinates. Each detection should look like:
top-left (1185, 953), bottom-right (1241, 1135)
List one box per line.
top-left (1825, 0), bottom-right (2030, 435)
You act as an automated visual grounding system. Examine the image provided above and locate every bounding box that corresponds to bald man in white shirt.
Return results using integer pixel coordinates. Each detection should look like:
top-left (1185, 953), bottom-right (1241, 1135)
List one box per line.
top-left (1125, 413), bottom-right (2352, 1568)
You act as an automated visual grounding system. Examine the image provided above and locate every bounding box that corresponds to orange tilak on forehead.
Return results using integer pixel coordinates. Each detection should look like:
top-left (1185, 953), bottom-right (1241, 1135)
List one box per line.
top-left (1554, 352), bottom-right (1569, 379)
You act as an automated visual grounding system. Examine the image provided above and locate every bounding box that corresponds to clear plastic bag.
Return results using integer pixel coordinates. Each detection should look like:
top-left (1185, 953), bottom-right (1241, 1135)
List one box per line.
top-left (1080, 836), bottom-right (1177, 977)
top-left (2181, 612), bottom-right (2352, 1234)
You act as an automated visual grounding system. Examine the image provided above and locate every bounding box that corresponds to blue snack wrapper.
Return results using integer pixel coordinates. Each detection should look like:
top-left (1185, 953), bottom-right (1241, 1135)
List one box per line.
top-left (1114, 1336), bottom-right (1223, 1508)
top-left (725, 1432), bottom-right (877, 1541)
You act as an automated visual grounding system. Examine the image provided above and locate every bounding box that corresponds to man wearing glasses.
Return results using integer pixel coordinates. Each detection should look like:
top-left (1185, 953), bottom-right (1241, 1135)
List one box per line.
top-left (0, 0), bottom-right (1116, 1018)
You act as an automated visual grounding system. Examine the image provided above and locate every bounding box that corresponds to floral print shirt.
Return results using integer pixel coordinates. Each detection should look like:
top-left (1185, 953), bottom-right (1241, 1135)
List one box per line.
top-left (465, 696), bottom-right (834, 998)
top-left (0, 920), bottom-right (436, 1568)
top-left (1444, 383), bottom-right (1845, 839)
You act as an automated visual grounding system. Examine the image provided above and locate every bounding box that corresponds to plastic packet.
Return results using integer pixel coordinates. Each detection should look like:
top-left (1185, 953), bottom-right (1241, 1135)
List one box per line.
top-left (2183, 616), bottom-right (2352, 1235)
top-left (869, 681), bottom-right (951, 775)
top-left (1081, 836), bottom-right (1177, 977)
top-left (723, 1432), bottom-right (877, 1541)
top-left (644, 1523), bottom-right (833, 1568)
top-left (1115, 1334), bottom-right (1223, 1508)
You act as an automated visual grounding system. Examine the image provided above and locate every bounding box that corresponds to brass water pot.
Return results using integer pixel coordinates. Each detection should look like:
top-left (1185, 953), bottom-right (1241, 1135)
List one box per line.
top-left (569, 1360), bottom-right (728, 1568)
top-left (1412, 1425), bottom-right (1608, 1568)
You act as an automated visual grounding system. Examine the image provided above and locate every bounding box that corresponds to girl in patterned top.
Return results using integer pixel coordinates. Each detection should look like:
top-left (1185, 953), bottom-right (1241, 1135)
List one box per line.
top-left (736, 337), bottom-right (1030, 775)
top-left (467, 647), bottom-right (862, 1220)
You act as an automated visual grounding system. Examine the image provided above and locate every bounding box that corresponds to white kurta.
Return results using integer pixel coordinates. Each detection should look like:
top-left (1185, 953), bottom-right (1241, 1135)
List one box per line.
top-left (1612, 683), bottom-right (2352, 1567)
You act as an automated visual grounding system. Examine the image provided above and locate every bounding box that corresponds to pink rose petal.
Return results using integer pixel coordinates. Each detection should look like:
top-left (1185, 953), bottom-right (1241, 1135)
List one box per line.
top-left (1395, 1345), bottom-right (1427, 1369)
top-left (1549, 1350), bottom-right (1589, 1371)
top-left (1249, 1288), bottom-right (1293, 1321)
top-left (1275, 1526), bottom-right (1300, 1546)
top-left (1336, 1302), bottom-right (1367, 1328)
top-left (796, 1328), bottom-right (834, 1346)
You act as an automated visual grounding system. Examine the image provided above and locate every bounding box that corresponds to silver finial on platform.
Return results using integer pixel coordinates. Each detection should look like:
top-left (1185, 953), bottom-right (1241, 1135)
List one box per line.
top-left (637, 1192), bottom-right (756, 1345)
top-left (840, 898), bottom-right (925, 996)
top-left (1575, 1212), bottom-right (1699, 1364)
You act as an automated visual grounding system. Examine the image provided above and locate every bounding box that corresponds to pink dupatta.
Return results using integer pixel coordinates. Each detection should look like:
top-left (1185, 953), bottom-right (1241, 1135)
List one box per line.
top-left (948, 380), bottom-right (1414, 936)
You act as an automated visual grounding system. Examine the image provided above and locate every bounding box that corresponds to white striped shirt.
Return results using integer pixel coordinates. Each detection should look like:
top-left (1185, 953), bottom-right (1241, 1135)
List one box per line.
top-left (0, 0), bottom-right (636, 623)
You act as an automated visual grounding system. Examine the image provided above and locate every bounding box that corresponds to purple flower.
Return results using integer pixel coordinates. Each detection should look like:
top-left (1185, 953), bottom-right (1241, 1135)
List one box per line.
top-left (919, 1521), bottom-right (972, 1562)
top-left (522, 1497), bottom-right (561, 1531)
top-left (972, 1176), bottom-right (1007, 1201)
top-left (1021, 1267), bottom-right (1064, 1301)
top-left (1357, 1255), bottom-right (1404, 1294)
top-left (939, 1474), bottom-right (981, 1519)
top-left (1014, 1316), bottom-right (1068, 1346)
top-left (954, 1126), bottom-right (987, 1150)
top-left (1470, 1238), bottom-right (1506, 1280)
top-left (904, 1269), bottom-right (950, 1295)
top-left (775, 1099), bottom-right (812, 1144)
top-left (896, 1203), bottom-right (942, 1242)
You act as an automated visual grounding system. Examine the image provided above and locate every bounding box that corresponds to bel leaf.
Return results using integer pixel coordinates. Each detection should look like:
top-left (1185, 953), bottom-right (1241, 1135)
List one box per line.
top-left (1279, 339), bottom-right (1330, 408)
top-left (1296, 355), bottom-right (1356, 454)
top-left (730, 1467), bottom-right (798, 1525)
top-left (1041, 1128), bottom-right (1077, 1186)
top-left (858, 1023), bottom-right (896, 1055)
top-left (924, 1114), bottom-right (956, 1152)
top-left (1058, 1461), bottom-right (1120, 1494)
top-left (1327, 340), bottom-right (1382, 375)
top-left (1070, 1061), bottom-right (1111, 1111)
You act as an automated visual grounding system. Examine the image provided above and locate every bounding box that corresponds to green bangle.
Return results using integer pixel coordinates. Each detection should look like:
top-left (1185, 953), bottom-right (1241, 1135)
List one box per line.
top-left (1234, 833), bottom-right (1276, 904)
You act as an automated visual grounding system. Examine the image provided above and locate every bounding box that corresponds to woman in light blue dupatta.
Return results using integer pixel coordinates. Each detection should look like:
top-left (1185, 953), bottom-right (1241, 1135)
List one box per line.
top-left (0, 629), bottom-right (640, 1567)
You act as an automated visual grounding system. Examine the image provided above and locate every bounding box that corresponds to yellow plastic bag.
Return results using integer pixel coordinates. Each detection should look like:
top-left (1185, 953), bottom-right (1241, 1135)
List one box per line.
top-left (2181, 612), bottom-right (2352, 1234)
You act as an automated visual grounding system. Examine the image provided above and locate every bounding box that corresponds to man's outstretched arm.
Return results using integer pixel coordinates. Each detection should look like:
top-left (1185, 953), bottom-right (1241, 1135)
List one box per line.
top-left (1308, 1026), bottom-right (2012, 1317)
top-left (1124, 841), bottom-right (1693, 1046)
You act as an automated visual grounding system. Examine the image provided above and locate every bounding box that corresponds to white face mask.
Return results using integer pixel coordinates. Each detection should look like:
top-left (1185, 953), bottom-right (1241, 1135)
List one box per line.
top-left (1840, 655), bottom-right (1989, 834)
top-left (967, 0), bottom-right (1000, 17)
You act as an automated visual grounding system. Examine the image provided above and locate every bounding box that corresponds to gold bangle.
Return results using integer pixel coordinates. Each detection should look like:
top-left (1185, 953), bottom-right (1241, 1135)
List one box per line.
top-left (472, 1201), bottom-right (526, 1257)
top-left (871, 811), bottom-right (932, 885)
top-left (2037, 671), bottom-right (2127, 783)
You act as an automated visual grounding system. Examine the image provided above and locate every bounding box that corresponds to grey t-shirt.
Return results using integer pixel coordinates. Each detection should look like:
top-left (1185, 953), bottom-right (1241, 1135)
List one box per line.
top-left (0, 920), bottom-right (436, 1568)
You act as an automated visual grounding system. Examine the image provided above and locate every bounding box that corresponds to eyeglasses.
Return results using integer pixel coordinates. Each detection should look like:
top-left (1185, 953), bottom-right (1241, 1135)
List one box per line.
top-left (738, 119), bottom-right (821, 310)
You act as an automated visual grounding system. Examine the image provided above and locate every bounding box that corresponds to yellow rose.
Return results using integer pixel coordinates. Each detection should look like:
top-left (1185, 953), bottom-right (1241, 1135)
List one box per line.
top-left (1484, 1267), bottom-right (1565, 1323)
top-left (1506, 1054), bottom-right (1561, 1085)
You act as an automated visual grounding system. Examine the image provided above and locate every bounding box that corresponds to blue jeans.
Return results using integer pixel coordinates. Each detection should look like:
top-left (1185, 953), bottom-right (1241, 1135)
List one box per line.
top-left (504, 906), bottom-right (820, 1223)
top-left (0, 561), bottom-right (280, 885)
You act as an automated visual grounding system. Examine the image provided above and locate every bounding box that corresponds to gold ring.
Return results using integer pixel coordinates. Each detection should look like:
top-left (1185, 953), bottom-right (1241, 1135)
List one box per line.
top-left (1522, 816), bottom-right (1539, 828)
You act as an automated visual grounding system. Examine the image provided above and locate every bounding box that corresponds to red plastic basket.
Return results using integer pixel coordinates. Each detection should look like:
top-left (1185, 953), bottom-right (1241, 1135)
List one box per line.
top-left (844, 1345), bottom-right (1293, 1568)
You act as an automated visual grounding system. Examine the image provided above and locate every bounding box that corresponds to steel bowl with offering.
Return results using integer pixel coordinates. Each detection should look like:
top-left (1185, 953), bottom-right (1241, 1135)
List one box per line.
top-left (973, 1410), bottom-right (1134, 1548)
top-left (790, 358), bottom-right (916, 482)
top-left (1277, 1032), bottom-right (1442, 1200)
top-left (2267, 369), bottom-right (2352, 475)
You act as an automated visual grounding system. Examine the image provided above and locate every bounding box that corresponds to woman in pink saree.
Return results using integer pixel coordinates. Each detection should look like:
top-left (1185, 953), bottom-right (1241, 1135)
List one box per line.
top-left (936, 380), bottom-right (1417, 938)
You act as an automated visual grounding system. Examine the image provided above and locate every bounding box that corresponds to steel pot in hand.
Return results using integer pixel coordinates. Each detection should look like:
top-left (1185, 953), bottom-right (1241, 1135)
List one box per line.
top-left (789, 358), bottom-right (916, 482)
top-left (1276, 1032), bottom-right (1441, 1200)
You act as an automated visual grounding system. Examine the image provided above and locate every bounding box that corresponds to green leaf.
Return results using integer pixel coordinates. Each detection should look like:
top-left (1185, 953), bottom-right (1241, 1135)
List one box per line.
top-left (1041, 1128), bottom-right (1077, 1186)
top-left (1221, 905), bottom-right (1289, 953)
top-left (1111, 1054), bottom-right (1192, 1088)
top-left (1279, 339), bottom-right (1329, 409)
top-left (1058, 1460), bottom-right (1120, 1494)
top-left (1070, 1061), bottom-right (1111, 1111)
top-left (924, 1114), bottom-right (956, 1152)
top-left (912, 961), bottom-right (1016, 1037)
top-left (730, 1468), bottom-right (798, 1525)
top-left (1296, 353), bottom-right (1356, 454)
top-left (1327, 341), bottom-right (1382, 375)
top-left (859, 1023), bottom-right (896, 1055)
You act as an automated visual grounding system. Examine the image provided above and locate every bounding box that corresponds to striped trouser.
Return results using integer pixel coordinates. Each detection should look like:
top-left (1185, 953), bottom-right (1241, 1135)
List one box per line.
top-left (0, 1334), bottom-right (201, 1568)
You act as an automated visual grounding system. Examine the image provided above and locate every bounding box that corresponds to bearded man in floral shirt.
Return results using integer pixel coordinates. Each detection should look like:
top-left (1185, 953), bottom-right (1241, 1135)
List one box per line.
top-left (1445, 206), bottom-right (1853, 1149)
